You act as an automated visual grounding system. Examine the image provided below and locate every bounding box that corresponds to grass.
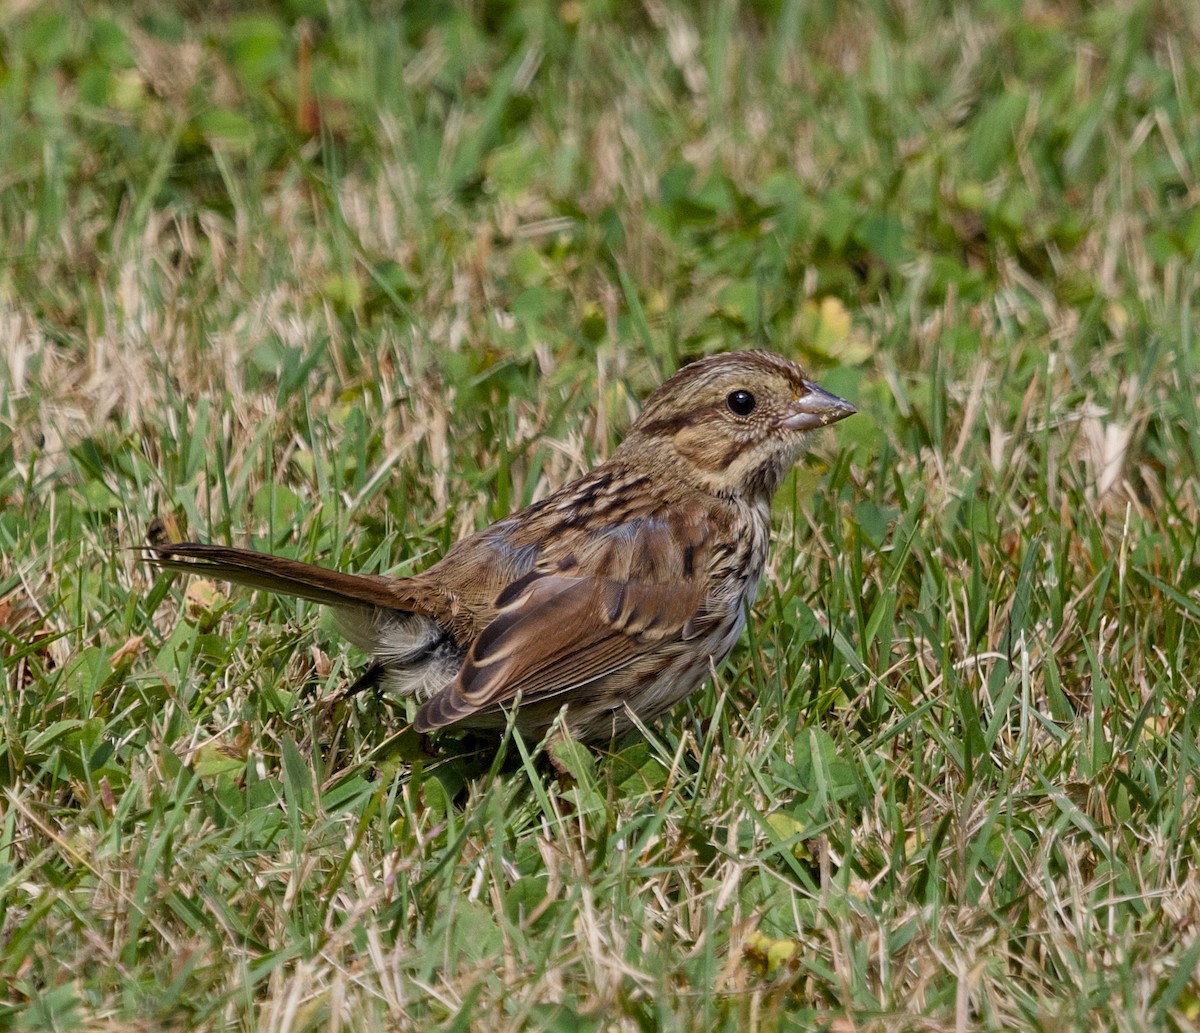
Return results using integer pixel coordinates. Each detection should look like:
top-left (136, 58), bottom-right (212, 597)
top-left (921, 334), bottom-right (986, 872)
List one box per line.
top-left (1, 0), bottom-right (1199, 1029)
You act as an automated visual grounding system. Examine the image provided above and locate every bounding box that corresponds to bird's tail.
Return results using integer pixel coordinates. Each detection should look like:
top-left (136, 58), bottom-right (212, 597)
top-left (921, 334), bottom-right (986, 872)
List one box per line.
top-left (144, 539), bottom-right (412, 611)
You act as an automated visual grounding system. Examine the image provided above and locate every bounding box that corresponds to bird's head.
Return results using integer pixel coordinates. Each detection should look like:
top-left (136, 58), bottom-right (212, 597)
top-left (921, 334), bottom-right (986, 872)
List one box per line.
top-left (617, 350), bottom-right (857, 501)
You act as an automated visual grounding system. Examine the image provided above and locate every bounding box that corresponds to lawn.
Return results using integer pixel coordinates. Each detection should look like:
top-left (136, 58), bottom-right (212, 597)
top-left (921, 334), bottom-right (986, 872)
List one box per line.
top-left (1, 1), bottom-right (1198, 1030)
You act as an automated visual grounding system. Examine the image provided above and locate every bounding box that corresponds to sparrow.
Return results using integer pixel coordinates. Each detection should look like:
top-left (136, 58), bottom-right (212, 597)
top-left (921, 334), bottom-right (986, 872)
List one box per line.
top-left (146, 350), bottom-right (856, 745)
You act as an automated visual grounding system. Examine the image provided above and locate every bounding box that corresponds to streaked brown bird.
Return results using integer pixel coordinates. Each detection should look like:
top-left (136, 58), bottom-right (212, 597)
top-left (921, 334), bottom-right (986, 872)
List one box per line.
top-left (148, 350), bottom-right (856, 745)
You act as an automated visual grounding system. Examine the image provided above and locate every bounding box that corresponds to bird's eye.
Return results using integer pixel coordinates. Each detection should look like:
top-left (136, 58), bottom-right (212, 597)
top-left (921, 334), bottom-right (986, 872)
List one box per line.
top-left (726, 389), bottom-right (756, 416)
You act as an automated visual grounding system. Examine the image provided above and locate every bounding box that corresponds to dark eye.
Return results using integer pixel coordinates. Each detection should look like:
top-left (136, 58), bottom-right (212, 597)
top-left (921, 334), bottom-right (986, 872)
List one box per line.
top-left (726, 389), bottom-right (756, 416)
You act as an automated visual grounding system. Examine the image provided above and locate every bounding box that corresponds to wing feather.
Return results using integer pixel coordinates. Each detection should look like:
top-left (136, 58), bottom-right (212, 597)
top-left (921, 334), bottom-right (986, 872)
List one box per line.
top-left (414, 512), bottom-right (715, 733)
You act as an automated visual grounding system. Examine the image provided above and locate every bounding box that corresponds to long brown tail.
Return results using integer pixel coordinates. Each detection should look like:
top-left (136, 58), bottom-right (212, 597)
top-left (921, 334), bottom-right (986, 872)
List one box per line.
top-left (145, 540), bottom-right (419, 611)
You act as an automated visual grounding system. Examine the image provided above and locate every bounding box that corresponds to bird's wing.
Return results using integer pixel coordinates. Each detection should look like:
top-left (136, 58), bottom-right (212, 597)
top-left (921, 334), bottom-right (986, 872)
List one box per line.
top-left (413, 515), bottom-right (716, 733)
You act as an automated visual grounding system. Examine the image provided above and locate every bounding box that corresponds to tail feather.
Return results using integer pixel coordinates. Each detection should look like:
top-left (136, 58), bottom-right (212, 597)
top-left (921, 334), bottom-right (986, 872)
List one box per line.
top-left (145, 541), bottom-right (417, 612)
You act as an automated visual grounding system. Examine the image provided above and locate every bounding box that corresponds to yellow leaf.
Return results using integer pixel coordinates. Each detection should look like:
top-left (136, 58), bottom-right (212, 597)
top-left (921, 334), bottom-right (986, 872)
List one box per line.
top-left (191, 742), bottom-right (245, 779)
top-left (766, 811), bottom-right (806, 840)
top-left (185, 578), bottom-right (226, 617)
top-left (766, 811), bottom-right (813, 861)
top-left (795, 296), bottom-right (873, 365)
top-left (744, 930), bottom-right (800, 974)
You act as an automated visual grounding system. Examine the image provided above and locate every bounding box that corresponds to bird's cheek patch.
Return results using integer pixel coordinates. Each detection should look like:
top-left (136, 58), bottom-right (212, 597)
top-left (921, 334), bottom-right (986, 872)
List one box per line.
top-left (673, 423), bottom-right (742, 472)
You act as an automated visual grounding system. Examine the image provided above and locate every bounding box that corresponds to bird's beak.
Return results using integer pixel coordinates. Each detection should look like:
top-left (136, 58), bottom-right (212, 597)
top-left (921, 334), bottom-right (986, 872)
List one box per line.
top-left (779, 381), bottom-right (858, 431)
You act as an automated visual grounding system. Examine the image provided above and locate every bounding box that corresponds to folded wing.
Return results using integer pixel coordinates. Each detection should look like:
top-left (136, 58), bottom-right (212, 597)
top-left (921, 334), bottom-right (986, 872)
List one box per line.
top-left (414, 513), bottom-right (715, 732)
